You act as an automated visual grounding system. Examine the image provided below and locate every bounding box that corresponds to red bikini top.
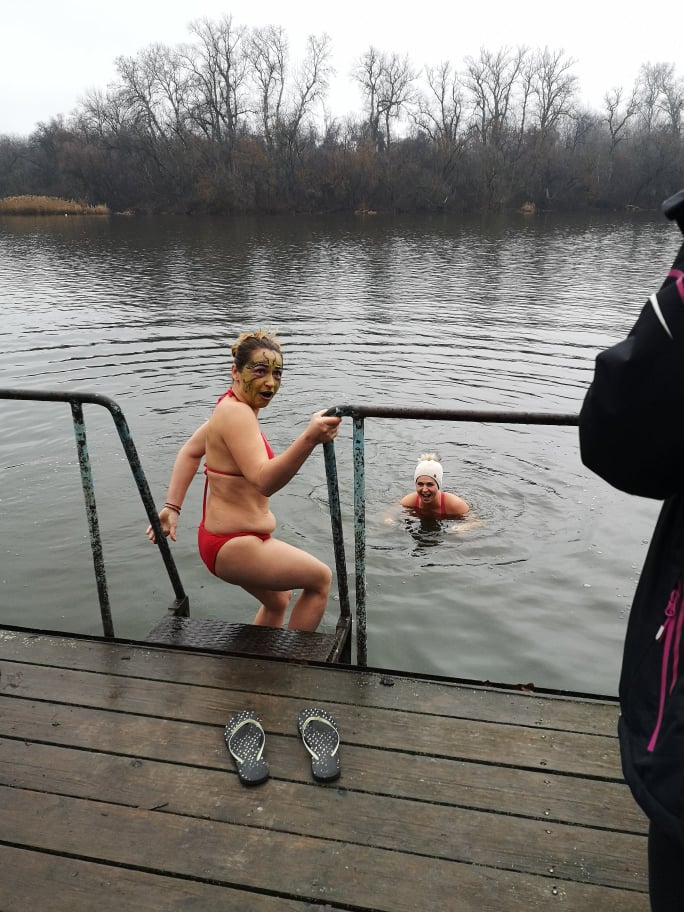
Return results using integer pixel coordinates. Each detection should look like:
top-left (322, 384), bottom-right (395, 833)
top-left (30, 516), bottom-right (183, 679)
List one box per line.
top-left (205, 387), bottom-right (275, 477)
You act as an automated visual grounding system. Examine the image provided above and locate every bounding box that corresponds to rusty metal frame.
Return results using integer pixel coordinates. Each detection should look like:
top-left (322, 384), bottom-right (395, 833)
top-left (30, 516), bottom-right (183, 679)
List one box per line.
top-left (0, 388), bottom-right (188, 636)
top-left (324, 405), bottom-right (579, 666)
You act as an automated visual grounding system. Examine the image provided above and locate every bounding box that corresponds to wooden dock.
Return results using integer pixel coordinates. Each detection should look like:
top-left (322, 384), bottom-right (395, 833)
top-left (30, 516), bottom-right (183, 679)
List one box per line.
top-left (0, 625), bottom-right (648, 911)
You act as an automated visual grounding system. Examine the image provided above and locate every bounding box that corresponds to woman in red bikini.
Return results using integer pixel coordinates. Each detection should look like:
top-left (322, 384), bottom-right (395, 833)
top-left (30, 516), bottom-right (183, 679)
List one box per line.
top-left (146, 329), bottom-right (341, 632)
top-left (399, 453), bottom-right (472, 520)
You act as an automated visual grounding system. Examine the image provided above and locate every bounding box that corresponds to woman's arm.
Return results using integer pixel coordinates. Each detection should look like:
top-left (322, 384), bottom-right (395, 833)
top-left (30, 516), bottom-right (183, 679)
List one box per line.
top-left (220, 406), bottom-right (340, 497)
top-left (146, 422), bottom-right (208, 543)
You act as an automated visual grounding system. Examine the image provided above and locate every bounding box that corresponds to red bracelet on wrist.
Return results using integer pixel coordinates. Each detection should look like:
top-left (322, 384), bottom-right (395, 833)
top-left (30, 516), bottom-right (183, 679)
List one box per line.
top-left (164, 502), bottom-right (181, 514)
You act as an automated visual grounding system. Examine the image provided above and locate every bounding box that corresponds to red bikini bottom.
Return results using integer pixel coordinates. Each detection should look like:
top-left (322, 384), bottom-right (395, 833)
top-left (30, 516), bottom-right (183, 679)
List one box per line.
top-left (197, 521), bottom-right (271, 575)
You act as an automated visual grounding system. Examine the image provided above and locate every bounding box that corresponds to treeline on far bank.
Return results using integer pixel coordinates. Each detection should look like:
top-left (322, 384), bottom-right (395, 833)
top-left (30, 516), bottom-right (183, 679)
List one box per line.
top-left (1, 22), bottom-right (683, 215)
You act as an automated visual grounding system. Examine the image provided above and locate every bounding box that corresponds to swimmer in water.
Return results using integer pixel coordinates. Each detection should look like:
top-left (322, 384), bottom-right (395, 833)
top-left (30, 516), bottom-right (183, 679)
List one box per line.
top-left (386, 453), bottom-right (481, 531)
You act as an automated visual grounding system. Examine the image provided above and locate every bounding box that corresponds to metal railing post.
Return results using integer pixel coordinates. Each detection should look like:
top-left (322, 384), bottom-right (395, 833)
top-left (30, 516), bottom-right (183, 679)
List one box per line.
top-left (352, 417), bottom-right (367, 666)
top-left (105, 398), bottom-right (188, 613)
top-left (323, 440), bottom-right (351, 623)
top-left (0, 388), bottom-right (189, 627)
top-left (325, 404), bottom-right (579, 668)
top-left (70, 401), bottom-right (115, 637)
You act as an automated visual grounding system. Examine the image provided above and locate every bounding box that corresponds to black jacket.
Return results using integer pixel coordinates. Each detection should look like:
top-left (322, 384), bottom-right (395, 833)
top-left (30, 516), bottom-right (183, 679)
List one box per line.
top-left (579, 241), bottom-right (684, 843)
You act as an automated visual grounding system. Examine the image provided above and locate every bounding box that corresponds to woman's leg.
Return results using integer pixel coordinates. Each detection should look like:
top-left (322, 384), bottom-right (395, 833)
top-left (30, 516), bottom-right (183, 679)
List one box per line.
top-left (648, 819), bottom-right (684, 911)
top-left (243, 587), bottom-right (292, 628)
top-left (214, 536), bottom-right (332, 632)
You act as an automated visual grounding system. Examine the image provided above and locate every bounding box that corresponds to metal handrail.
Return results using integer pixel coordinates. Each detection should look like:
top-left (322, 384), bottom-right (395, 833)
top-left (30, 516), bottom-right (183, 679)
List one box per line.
top-left (323, 405), bottom-right (579, 666)
top-left (1, 389), bottom-right (580, 665)
top-left (0, 388), bottom-right (188, 635)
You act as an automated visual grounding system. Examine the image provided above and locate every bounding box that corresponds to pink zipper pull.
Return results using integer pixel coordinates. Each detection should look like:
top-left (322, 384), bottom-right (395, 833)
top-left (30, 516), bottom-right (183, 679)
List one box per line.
top-left (648, 582), bottom-right (683, 752)
top-left (656, 593), bottom-right (678, 640)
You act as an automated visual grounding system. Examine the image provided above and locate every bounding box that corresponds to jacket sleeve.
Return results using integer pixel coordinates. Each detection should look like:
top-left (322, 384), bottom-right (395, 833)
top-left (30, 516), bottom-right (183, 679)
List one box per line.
top-left (579, 243), bottom-right (684, 500)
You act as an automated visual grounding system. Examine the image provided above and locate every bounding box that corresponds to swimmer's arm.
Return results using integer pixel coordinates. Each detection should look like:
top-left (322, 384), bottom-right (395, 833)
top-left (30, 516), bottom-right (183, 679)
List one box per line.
top-left (383, 501), bottom-right (408, 525)
top-left (226, 407), bottom-right (340, 496)
top-left (384, 493), bottom-right (418, 525)
top-left (146, 422), bottom-right (207, 543)
top-left (449, 512), bottom-right (482, 533)
top-left (443, 493), bottom-right (482, 531)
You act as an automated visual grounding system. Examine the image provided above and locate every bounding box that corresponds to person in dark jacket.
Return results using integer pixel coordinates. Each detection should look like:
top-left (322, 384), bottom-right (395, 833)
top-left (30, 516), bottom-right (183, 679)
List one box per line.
top-left (579, 228), bottom-right (684, 911)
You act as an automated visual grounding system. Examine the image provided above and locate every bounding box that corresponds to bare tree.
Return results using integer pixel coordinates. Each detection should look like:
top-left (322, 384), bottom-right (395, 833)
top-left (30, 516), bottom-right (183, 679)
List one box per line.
top-left (279, 33), bottom-right (333, 187)
top-left (409, 61), bottom-right (467, 197)
top-left (115, 52), bottom-right (164, 139)
top-left (658, 67), bottom-right (684, 137)
top-left (603, 85), bottom-right (638, 152)
top-left (247, 25), bottom-right (287, 149)
top-left (636, 62), bottom-right (670, 133)
top-left (146, 45), bottom-right (192, 140)
top-left (288, 33), bottom-right (333, 138)
top-left (183, 16), bottom-right (250, 143)
top-left (462, 46), bottom-right (528, 146)
top-left (411, 61), bottom-right (464, 145)
top-left (78, 88), bottom-right (135, 139)
top-left (634, 61), bottom-right (684, 138)
top-left (530, 47), bottom-right (578, 138)
top-left (353, 47), bottom-right (418, 149)
top-left (353, 46), bottom-right (385, 149)
top-left (378, 52), bottom-right (418, 148)
top-left (114, 44), bottom-right (191, 141)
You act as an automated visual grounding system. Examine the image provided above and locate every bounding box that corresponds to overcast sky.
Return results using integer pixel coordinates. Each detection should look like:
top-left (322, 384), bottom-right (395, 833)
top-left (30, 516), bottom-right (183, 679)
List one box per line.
top-left (2, 0), bottom-right (680, 136)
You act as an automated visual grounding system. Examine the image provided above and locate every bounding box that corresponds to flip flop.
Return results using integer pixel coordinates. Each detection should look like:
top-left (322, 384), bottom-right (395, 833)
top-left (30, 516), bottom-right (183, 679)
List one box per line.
top-left (224, 710), bottom-right (270, 786)
top-left (297, 707), bottom-right (341, 782)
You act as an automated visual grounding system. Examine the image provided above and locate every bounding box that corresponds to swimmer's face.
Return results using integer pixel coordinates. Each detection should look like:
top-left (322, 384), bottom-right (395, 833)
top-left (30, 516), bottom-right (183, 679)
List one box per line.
top-left (232, 348), bottom-right (283, 409)
top-left (415, 476), bottom-right (439, 503)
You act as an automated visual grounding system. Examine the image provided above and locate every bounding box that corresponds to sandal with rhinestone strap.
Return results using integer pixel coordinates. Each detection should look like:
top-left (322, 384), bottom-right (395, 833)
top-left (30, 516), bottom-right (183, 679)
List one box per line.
top-left (224, 709), bottom-right (269, 786)
top-left (297, 707), bottom-right (341, 782)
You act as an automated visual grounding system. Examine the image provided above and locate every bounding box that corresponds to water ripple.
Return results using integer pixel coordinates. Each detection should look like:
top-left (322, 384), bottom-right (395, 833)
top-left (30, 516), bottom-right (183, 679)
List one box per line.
top-left (0, 212), bottom-right (671, 692)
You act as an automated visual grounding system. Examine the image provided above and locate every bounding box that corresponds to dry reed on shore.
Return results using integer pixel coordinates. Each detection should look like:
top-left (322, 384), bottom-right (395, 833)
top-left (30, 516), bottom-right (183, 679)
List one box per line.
top-left (0, 195), bottom-right (110, 216)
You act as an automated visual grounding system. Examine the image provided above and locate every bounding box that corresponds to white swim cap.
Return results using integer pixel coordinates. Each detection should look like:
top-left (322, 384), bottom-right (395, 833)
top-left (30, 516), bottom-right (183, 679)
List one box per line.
top-left (414, 456), bottom-right (443, 488)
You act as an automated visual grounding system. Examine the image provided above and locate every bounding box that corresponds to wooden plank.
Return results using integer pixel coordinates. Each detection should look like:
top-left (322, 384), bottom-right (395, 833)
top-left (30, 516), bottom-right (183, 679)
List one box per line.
top-left (0, 662), bottom-right (622, 778)
top-left (0, 698), bottom-right (646, 831)
top-left (2, 786), bottom-right (648, 912)
top-left (0, 739), bottom-right (648, 889)
top-left (0, 629), bottom-right (620, 734)
top-left (0, 628), bottom-right (649, 911)
top-left (0, 844), bottom-right (315, 912)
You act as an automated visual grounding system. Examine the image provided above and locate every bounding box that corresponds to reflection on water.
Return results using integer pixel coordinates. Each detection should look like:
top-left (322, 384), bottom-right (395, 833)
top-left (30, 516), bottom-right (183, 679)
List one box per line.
top-left (399, 515), bottom-right (471, 559)
top-left (0, 211), bottom-right (672, 693)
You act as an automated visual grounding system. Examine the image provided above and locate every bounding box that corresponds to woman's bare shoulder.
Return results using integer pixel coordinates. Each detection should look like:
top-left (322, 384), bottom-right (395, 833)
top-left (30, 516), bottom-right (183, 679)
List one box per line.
top-left (444, 491), bottom-right (470, 516)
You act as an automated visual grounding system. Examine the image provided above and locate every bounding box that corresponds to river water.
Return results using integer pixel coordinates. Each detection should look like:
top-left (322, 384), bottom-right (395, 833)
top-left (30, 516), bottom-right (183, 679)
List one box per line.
top-left (0, 210), bottom-right (677, 694)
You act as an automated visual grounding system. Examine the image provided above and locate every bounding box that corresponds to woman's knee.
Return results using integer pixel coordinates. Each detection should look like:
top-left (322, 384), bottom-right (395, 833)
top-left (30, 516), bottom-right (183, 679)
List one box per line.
top-left (254, 589), bottom-right (291, 614)
top-left (270, 589), bottom-right (292, 612)
top-left (311, 561), bottom-right (332, 594)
